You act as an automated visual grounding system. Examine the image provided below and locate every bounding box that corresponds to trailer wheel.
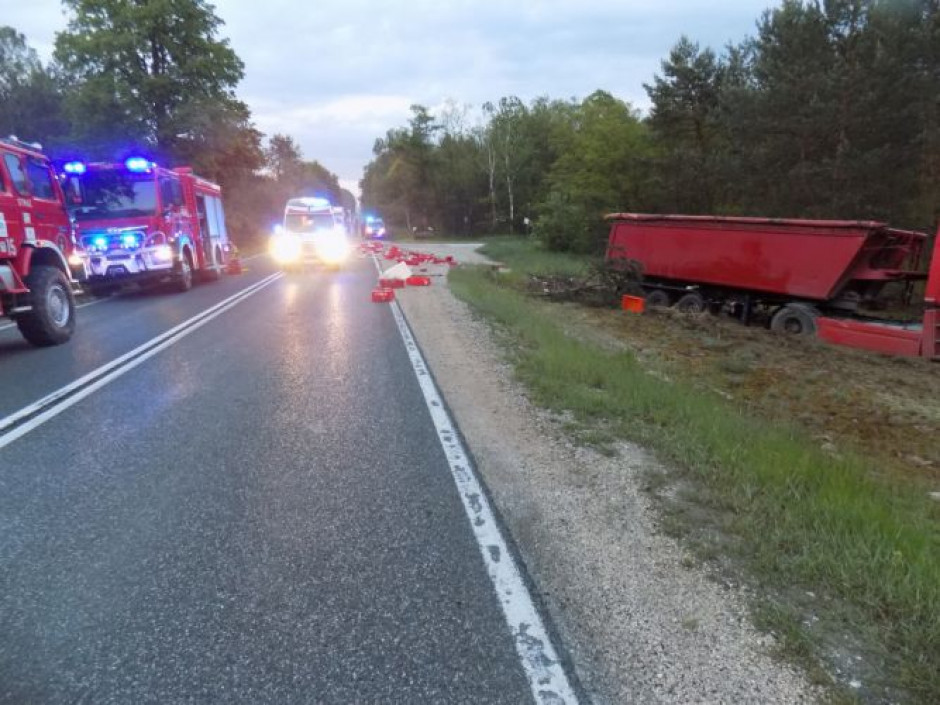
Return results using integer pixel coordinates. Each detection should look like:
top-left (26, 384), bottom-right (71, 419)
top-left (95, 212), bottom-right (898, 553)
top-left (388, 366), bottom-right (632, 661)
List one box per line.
top-left (16, 265), bottom-right (76, 346)
top-left (770, 304), bottom-right (819, 335)
top-left (675, 292), bottom-right (706, 314)
top-left (644, 289), bottom-right (671, 308)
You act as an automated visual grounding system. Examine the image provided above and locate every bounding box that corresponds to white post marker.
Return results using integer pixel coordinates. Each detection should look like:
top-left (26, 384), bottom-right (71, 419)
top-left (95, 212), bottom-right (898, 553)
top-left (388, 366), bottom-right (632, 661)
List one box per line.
top-left (378, 256), bottom-right (579, 704)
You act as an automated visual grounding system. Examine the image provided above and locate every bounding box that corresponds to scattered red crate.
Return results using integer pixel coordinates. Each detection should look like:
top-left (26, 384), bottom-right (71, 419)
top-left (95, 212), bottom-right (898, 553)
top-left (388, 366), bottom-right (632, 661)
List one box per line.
top-left (371, 288), bottom-right (395, 303)
top-left (406, 275), bottom-right (431, 286)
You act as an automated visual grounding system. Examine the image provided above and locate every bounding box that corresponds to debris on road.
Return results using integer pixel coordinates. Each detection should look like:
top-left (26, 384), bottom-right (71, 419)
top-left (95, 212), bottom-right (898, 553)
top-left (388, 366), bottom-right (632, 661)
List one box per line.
top-left (360, 242), bottom-right (456, 301)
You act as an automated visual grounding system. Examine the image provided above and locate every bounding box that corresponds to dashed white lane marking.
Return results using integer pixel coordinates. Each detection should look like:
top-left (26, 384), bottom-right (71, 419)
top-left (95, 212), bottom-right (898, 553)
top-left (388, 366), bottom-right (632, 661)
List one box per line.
top-left (375, 256), bottom-right (579, 704)
top-left (0, 273), bottom-right (283, 449)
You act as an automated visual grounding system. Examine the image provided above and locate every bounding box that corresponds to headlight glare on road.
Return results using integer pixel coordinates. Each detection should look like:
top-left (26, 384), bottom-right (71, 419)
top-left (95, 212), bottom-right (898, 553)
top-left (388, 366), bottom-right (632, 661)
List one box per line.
top-left (270, 233), bottom-right (302, 264)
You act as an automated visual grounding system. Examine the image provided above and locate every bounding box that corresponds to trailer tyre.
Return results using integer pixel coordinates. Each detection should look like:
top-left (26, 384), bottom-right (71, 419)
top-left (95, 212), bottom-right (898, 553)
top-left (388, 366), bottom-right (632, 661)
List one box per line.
top-left (771, 304), bottom-right (819, 335)
top-left (675, 292), bottom-right (706, 314)
top-left (645, 289), bottom-right (671, 308)
top-left (16, 265), bottom-right (76, 346)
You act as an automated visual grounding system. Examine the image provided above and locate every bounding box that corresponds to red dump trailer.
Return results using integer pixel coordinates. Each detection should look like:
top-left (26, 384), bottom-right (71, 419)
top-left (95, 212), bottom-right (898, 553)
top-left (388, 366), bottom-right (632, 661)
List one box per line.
top-left (605, 214), bottom-right (938, 360)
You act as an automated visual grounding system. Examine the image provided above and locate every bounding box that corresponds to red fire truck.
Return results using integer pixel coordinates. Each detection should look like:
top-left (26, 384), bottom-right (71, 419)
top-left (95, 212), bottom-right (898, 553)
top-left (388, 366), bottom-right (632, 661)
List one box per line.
top-left (0, 136), bottom-right (86, 346)
top-left (63, 157), bottom-right (230, 295)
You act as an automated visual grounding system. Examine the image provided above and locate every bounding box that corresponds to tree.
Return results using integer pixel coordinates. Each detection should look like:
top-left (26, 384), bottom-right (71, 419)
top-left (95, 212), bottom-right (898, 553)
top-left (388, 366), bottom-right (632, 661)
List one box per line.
top-left (264, 134), bottom-right (304, 184)
top-left (0, 27), bottom-right (69, 148)
top-left (360, 105), bottom-right (439, 230)
top-left (536, 91), bottom-right (653, 252)
top-left (54, 0), bottom-right (245, 161)
top-left (645, 36), bottom-right (729, 212)
top-left (484, 97), bottom-right (532, 232)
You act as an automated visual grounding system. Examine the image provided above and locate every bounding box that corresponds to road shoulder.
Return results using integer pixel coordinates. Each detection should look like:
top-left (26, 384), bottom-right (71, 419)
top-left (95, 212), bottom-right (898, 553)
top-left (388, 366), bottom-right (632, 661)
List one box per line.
top-left (396, 262), bottom-right (819, 704)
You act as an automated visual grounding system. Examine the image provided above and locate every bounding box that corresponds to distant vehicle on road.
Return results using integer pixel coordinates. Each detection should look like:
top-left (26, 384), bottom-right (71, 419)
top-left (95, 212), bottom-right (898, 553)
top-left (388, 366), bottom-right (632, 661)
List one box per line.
top-left (271, 197), bottom-right (350, 270)
top-left (362, 216), bottom-right (386, 239)
top-left (64, 158), bottom-right (231, 295)
top-left (0, 135), bottom-right (86, 346)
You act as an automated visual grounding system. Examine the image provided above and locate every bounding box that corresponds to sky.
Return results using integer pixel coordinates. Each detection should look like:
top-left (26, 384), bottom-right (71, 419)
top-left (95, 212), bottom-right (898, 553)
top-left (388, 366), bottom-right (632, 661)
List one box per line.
top-left (2, 0), bottom-right (776, 195)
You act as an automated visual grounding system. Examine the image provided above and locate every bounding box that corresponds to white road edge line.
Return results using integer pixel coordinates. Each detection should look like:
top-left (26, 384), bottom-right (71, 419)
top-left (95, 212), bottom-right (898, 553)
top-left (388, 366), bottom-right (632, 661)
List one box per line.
top-left (375, 257), bottom-right (579, 705)
top-left (0, 273), bottom-right (283, 447)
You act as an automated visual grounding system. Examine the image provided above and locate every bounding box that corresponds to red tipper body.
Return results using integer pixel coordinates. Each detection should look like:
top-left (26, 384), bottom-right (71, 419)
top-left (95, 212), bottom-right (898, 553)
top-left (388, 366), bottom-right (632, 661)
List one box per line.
top-left (605, 213), bottom-right (936, 359)
top-left (605, 214), bottom-right (924, 302)
top-left (67, 161), bottom-right (230, 290)
top-left (0, 136), bottom-right (85, 317)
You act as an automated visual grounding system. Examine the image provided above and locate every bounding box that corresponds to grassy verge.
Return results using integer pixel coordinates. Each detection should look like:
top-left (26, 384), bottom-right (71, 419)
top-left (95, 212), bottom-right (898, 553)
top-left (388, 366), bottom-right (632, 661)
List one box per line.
top-left (449, 239), bottom-right (939, 703)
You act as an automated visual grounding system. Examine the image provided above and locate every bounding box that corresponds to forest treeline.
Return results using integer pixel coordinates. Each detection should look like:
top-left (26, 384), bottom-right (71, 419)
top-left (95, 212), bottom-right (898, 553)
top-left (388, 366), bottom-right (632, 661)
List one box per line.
top-left (362, 0), bottom-right (940, 251)
top-left (2, 1), bottom-right (937, 251)
top-left (0, 0), bottom-right (353, 245)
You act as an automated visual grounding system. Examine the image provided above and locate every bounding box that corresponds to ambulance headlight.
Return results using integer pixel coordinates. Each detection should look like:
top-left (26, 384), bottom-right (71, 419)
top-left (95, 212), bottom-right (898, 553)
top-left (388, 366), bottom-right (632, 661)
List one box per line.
top-left (316, 233), bottom-right (350, 265)
top-left (270, 233), bottom-right (302, 263)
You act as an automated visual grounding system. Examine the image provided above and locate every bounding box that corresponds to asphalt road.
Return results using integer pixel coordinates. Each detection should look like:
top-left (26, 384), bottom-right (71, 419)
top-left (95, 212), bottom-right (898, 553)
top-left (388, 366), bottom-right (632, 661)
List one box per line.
top-left (0, 254), bottom-right (561, 704)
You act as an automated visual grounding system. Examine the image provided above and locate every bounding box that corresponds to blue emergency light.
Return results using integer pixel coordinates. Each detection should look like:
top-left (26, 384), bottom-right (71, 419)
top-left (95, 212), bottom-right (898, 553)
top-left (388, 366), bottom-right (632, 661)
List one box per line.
top-left (63, 161), bottom-right (86, 175)
top-left (125, 157), bottom-right (154, 172)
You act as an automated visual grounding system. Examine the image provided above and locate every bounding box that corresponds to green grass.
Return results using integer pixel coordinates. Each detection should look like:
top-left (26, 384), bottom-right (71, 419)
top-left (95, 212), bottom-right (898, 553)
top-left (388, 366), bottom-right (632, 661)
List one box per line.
top-left (448, 239), bottom-right (940, 703)
top-left (477, 236), bottom-right (598, 281)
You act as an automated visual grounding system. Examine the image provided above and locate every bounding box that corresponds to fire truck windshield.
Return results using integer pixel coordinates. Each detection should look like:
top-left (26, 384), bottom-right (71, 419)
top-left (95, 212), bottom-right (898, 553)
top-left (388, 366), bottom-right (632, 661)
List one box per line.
top-left (71, 171), bottom-right (158, 221)
top-left (285, 212), bottom-right (336, 232)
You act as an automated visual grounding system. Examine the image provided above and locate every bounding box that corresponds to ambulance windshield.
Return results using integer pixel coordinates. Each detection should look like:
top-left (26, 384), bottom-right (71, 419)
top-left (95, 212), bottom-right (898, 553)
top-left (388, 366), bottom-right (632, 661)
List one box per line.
top-left (285, 212), bottom-right (336, 232)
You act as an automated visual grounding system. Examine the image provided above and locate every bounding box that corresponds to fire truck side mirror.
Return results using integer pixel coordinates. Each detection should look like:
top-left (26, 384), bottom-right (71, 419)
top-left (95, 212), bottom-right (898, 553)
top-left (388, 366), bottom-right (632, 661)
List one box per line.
top-left (63, 175), bottom-right (83, 204)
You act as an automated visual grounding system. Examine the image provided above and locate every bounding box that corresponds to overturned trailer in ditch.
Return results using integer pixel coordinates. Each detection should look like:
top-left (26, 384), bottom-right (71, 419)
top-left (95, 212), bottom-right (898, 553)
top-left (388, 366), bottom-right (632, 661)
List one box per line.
top-left (605, 214), bottom-right (938, 360)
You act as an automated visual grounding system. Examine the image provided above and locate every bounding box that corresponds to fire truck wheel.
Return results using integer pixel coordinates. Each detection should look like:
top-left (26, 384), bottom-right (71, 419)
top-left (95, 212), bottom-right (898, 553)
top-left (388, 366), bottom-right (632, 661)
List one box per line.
top-left (16, 265), bottom-right (76, 346)
top-left (173, 252), bottom-right (194, 292)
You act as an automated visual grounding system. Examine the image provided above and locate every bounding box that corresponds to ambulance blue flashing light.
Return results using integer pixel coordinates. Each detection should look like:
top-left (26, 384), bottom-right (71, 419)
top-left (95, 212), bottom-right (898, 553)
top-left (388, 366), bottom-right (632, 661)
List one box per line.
top-left (63, 161), bottom-right (86, 175)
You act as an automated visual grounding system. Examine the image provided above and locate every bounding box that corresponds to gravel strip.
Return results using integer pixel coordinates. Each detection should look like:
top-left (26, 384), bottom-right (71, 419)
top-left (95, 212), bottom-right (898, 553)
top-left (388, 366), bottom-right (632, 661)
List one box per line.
top-left (393, 243), bottom-right (820, 705)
